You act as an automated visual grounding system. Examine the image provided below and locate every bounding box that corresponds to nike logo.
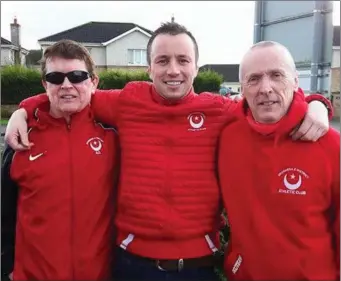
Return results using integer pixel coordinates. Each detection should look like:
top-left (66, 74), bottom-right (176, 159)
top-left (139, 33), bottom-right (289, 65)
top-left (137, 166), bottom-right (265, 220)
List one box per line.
top-left (29, 152), bottom-right (45, 161)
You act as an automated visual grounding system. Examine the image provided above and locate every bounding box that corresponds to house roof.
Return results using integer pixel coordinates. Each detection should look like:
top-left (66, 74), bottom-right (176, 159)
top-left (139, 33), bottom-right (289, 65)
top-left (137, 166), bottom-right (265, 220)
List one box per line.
top-left (1, 37), bottom-right (29, 53)
top-left (1, 37), bottom-right (12, 45)
top-left (38, 21), bottom-right (153, 43)
top-left (199, 64), bottom-right (239, 82)
top-left (333, 25), bottom-right (340, 47)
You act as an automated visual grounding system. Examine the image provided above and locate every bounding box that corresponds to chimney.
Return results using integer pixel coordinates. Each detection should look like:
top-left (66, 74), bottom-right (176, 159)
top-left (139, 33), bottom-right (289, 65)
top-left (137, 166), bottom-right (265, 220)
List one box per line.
top-left (171, 14), bottom-right (175, 23)
top-left (10, 16), bottom-right (21, 47)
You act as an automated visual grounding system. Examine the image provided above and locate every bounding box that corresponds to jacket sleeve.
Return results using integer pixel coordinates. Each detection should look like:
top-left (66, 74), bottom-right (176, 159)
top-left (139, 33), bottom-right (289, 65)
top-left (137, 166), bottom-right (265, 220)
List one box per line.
top-left (1, 144), bottom-right (19, 277)
top-left (221, 95), bottom-right (240, 124)
top-left (304, 93), bottom-right (334, 121)
top-left (322, 129), bottom-right (340, 278)
top-left (91, 89), bottom-right (121, 126)
top-left (330, 134), bottom-right (340, 278)
top-left (19, 93), bottom-right (49, 119)
top-left (332, 178), bottom-right (340, 279)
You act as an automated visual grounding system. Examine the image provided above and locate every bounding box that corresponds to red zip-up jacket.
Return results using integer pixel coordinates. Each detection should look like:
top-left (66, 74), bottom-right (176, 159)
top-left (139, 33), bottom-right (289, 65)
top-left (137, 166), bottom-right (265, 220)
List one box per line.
top-left (19, 82), bottom-right (238, 259)
top-left (2, 104), bottom-right (119, 280)
top-left (218, 90), bottom-right (340, 281)
top-left (18, 83), bottom-right (333, 261)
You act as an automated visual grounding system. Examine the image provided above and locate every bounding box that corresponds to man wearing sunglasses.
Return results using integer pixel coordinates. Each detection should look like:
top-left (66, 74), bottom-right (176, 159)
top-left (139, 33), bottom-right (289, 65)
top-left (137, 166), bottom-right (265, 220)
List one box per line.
top-left (4, 22), bottom-right (333, 281)
top-left (45, 70), bottom-right (91, 85)
top-left (1, 40), bottom-right (119, 280)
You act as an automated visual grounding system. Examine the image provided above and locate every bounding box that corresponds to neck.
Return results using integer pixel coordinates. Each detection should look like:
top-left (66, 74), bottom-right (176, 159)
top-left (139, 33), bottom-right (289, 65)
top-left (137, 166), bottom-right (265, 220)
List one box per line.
top-left (49, 108), bottom-right (71, 124)
top-left (151, 85), bottom-right (195, 106)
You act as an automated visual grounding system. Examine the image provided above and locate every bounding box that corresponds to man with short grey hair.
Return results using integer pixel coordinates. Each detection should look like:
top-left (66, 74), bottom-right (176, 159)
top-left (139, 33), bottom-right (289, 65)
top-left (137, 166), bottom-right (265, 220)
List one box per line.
top-left (219, 41), bottom-right (340, 281)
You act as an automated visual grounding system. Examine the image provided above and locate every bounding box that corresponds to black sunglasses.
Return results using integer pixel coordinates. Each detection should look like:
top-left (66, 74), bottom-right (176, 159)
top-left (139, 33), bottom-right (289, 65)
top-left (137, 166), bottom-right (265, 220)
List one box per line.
top-left (45, 70), bottom-right (91, 85)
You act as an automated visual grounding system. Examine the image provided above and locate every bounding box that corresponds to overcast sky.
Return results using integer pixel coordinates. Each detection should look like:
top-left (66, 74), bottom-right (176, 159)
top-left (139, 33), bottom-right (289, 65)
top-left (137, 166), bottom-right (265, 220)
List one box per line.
top-left (1, 1), bottom-right (340, 66)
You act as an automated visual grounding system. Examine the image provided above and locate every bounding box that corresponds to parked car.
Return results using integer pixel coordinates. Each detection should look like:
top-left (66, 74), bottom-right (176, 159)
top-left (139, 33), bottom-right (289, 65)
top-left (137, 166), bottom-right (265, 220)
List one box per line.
top-left (219, 86), bottom-right (239, 97)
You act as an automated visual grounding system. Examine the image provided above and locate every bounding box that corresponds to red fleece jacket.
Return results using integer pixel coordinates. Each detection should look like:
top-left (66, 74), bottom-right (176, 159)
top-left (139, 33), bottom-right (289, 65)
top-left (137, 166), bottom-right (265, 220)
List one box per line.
top-left (219, 90), bottom-right (340, 281)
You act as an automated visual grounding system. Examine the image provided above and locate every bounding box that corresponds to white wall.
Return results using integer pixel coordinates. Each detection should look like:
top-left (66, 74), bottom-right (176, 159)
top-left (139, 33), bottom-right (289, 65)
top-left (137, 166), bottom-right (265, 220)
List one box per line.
top-left (40, 44), bottom-right (106, 67)
top-left (88, 46), bottom-right (106, 66)
top-left (1, 48), bottom-right (14, 65)
top-left (39, 30), bottom-right (150, 67)
top-left (1, 47), bottom-right (28, 66)
top-left (106, 30), bottom-right (149, 66)
top-left (20, 52), bottom-right (26, 65)
top-left (332, 47), bottom-right (340, 68)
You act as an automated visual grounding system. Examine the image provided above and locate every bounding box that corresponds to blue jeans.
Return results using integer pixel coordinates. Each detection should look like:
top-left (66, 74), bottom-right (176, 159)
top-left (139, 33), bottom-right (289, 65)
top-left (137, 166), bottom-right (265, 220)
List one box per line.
top-left (112, 247), bottom-right (220, 281)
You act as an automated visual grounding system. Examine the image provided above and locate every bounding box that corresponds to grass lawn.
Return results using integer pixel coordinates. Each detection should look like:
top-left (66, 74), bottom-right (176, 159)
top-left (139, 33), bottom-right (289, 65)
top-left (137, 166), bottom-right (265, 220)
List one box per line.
top-left (1, 119), bottom-right (9, 126)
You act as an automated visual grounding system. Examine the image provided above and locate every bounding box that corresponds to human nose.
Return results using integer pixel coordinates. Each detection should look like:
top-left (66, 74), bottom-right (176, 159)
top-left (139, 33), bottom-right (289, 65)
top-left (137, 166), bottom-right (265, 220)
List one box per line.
top-left (167, 60), bottom-right (180, 76)
top-left (60, 76), bottom-right (73, 89)
top-left (259, 75), bottom-right (272, 94)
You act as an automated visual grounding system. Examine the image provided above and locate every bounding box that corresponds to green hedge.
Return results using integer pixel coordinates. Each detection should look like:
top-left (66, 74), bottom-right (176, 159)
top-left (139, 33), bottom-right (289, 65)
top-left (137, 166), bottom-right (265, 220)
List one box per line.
top-left (1, 66), bottom-right (223, 105)
top-left (194, 69), bottom-right (223, 93)
top-left (1, 66), bottom-right (45, 105)
top-left (98, 69), bottom-right (151, 89)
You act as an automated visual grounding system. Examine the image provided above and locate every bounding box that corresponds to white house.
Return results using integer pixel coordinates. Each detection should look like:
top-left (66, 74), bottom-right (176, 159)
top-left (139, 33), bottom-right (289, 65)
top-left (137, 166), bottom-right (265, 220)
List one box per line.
top-left (38, 21), bottom-right (153, 71)
top-left (1, 18), bottom-right (29, 66)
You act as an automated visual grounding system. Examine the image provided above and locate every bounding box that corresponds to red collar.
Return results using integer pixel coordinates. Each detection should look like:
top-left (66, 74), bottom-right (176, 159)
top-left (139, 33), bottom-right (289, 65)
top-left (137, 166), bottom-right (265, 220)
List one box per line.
top-left (238, 88), bottom-right (308, 137)
top-left (30, 101), bottom-right (94, 129)
top-left (150, 84), bottom-right (196, 106)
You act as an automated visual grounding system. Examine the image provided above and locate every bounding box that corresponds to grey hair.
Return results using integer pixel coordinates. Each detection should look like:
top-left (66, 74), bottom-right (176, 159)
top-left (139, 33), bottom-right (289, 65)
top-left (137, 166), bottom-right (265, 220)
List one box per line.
top-left (238, 41), bottom-right (296, 82)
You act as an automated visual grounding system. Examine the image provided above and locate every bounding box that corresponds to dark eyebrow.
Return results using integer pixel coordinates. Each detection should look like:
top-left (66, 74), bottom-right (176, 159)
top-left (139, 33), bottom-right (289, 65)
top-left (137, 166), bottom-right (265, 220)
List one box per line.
top-left (154, 55), bottom-right (169, 60)
top-left (178, 55), bottom-right (192, 61)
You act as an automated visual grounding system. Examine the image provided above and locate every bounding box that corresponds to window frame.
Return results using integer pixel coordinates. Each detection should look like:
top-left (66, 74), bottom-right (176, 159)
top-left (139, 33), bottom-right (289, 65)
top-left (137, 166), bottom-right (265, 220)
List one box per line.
top-left (128, 49), bottom-right (147, 66)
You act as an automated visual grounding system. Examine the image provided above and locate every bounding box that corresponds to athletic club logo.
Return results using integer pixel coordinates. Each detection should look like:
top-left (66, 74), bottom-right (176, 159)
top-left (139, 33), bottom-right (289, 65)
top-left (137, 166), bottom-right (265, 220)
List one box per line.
top-left (187, 112), bottom-right (206, 131)
top-left (278, 168), bottom-right (309, 195)
top-left (86, 137), bottom-right (104, 154)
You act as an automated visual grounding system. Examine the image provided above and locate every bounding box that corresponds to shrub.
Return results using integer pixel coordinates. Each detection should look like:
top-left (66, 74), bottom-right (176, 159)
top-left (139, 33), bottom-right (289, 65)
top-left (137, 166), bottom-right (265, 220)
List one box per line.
top-left (1, 65), bottom-right (44, 105)
top-left (1, 66), bottom-right (223, 105)
top-left (1, 104), bottom-right (18, 119)
top-left (98, 69), bottom-right (150, 89)
top-left (194, 69), bottom-right (224, 93)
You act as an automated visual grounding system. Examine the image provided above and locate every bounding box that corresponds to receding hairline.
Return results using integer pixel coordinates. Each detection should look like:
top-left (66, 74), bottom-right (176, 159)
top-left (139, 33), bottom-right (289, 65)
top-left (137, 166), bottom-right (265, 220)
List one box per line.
top-left (146, 22), bottom-right (199, 65)
top-left (149, 33), bottom-right (197, 59)
top-left (239, 41), bottom-right (296, 82)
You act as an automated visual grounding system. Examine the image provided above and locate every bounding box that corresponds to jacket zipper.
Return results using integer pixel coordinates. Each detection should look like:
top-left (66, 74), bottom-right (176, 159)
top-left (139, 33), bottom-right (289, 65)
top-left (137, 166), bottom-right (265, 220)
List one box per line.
top-left (67, 123), bottom-right (75, 280)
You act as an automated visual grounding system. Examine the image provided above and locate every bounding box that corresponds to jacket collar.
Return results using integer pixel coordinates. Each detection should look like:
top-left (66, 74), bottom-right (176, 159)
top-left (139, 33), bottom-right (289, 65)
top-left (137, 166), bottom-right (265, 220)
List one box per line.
top-left (30, 101), bottom-right (94, 129)
top-left (238, 88), bottom-right (308, 138)
top-left (150, 84), bottom-right (196, 106)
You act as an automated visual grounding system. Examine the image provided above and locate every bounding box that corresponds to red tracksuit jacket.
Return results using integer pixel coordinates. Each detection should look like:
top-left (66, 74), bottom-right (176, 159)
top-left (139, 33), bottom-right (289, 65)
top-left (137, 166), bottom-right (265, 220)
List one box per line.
top-left (219, 90), bottom-right (340, 280)
top-left (2, 104), bottom-right (119, 280)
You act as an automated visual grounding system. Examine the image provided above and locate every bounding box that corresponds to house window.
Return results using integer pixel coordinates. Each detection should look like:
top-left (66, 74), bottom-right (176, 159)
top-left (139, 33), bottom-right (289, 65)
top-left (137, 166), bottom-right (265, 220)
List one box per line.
top-left (128, 49), bottom-right (147, 65)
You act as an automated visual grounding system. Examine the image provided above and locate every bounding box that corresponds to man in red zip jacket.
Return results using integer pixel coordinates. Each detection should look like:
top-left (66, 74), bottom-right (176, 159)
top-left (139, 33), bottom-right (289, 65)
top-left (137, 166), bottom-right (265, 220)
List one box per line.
top-left (1, 40), bottom-right (119, 280)
top-left (219, 41), bottom-right (340, 281)
top-left (4, 23), bottom-right (333, 281)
